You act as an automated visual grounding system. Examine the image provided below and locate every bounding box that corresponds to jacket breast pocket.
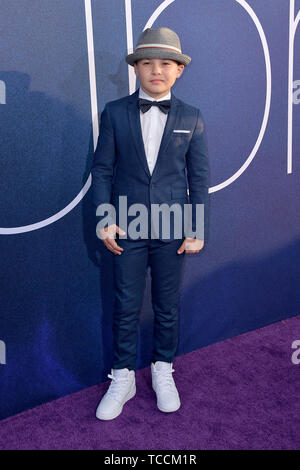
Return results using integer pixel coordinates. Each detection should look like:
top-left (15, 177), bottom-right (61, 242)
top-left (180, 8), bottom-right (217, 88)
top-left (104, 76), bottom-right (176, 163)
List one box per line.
top-left (169, 133), bottom-right (192, 153)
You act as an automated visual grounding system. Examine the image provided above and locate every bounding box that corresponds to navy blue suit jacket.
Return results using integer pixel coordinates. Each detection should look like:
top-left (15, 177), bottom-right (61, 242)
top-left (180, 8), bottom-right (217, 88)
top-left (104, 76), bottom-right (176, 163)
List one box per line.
top-left (91, 88), bottom-right (210, 243)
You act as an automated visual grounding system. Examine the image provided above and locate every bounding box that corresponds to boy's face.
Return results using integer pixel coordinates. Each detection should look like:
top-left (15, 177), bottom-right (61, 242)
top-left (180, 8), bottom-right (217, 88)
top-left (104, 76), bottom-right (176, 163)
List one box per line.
top-left (133, 58), bottom-right (184, 99)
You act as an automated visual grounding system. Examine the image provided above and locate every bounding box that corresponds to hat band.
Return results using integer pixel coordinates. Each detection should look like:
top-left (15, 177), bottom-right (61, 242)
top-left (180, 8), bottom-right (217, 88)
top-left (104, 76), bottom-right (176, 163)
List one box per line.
top-left (135, 43), bottom-right (182, 54)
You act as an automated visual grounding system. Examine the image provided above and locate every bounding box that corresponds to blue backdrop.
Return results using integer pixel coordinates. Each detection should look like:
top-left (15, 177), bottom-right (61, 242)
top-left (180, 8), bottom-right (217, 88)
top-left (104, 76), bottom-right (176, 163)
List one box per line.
top-left (0, 0), bottom-right (300, 420)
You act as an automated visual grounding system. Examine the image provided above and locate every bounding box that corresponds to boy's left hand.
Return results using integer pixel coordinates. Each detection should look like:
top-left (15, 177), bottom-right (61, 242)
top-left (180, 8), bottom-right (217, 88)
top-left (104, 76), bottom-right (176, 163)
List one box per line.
top-left (177, 238), bottom-right (204, 254)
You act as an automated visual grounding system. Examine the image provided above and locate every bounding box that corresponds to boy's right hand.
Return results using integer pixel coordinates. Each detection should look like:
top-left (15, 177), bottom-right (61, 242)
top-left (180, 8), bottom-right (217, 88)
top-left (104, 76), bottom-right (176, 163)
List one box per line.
top-left (98, 224), bottom-right (126, 255)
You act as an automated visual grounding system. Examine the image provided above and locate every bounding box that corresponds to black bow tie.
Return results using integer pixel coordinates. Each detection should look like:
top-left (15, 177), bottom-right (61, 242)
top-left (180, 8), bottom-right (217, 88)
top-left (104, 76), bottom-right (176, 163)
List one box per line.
top-left (138, 98), bottom-right (171, 114)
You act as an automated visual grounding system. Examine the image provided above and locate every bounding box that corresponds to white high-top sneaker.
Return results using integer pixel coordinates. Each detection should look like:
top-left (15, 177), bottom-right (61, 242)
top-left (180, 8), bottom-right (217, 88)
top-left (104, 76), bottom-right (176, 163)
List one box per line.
top-left (96, 368), bottom-right (136, 420)
top-left (151, 361), bottom-right (181, 413)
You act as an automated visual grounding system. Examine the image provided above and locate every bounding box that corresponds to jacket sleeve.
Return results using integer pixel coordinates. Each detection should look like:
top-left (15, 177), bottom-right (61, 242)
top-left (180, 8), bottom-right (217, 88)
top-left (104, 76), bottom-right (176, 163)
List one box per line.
top-left (90, 104), bottom-right (116, 227)
top-left (185, 109), bottom-right (210, 241)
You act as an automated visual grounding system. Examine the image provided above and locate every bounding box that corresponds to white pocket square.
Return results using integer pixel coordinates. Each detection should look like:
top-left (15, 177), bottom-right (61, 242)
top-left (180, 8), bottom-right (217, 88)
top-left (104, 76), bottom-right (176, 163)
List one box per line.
top-left (173, 129), bottom-right (191, 133)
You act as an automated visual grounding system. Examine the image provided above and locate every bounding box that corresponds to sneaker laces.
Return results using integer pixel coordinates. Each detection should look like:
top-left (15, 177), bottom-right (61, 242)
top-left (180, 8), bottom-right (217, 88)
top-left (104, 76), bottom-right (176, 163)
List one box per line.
top-left (106, 373), bottom-right (132, 402)
top-left (154, 367), bottom-right (176, 390)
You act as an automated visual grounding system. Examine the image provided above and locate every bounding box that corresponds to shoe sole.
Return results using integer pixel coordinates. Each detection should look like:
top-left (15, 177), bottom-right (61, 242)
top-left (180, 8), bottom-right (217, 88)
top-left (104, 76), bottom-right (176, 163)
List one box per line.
top-left (96, 383), bottom-right (136, 421)
top-left (157, 400), bottom-right (181, 413)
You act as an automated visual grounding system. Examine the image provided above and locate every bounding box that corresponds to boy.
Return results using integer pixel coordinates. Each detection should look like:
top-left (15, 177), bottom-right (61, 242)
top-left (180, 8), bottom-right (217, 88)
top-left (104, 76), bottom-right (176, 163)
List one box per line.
top-left (91, 27), bottom-right (209, 420)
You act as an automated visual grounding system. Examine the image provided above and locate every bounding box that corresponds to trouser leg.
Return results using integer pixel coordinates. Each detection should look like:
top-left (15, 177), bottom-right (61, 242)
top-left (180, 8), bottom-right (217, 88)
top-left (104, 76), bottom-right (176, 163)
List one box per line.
top-left (112, 238), bottom-right (149, 370)
top-left (149, 238), bottom-right (186, 364)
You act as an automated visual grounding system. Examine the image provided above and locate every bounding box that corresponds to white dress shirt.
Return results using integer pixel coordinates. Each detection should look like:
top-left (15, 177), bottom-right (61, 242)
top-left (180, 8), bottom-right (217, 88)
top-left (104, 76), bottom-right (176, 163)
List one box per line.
top-left (139, 87), bottom-right (171, 175)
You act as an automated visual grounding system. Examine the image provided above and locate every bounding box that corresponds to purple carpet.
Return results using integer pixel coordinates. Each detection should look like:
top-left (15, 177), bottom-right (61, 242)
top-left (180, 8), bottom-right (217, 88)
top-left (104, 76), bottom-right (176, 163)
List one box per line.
top-left (0, 315), bottom-right (299, 450)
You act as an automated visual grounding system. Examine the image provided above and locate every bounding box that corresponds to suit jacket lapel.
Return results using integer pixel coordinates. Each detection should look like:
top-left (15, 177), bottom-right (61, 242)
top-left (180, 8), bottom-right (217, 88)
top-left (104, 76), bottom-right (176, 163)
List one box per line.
top-left (127, 88), bottom-right (181, 180)
top-left (127, 89), bottom-right (151, 179)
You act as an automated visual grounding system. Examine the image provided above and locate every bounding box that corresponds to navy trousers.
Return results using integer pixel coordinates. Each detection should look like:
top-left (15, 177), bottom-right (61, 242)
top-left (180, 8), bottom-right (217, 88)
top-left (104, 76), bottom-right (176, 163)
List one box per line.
top-left (112, 236), bottom-right (186, 370)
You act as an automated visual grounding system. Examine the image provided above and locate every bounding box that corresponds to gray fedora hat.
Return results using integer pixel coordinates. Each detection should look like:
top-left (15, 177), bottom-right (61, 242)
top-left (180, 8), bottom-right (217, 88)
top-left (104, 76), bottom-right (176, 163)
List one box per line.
top-left (125, 27), bottom-right (191, 66)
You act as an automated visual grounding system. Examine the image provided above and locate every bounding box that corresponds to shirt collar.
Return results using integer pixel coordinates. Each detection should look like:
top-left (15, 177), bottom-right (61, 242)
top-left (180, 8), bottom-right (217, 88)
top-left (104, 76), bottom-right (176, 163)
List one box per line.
top-left (139, 87), bottom-right (171, 101)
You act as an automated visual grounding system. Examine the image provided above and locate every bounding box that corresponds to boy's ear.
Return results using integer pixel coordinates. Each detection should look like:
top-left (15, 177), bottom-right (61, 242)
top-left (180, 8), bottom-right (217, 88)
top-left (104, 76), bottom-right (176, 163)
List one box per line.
top-left (177, 64), bottom-right (185, 77)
